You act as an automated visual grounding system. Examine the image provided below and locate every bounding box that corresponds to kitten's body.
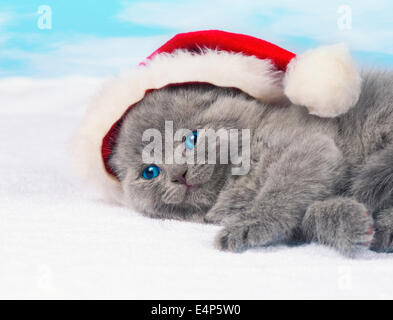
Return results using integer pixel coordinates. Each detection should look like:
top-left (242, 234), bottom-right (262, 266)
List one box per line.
top-left (110, 70), bottom-right (393, 256)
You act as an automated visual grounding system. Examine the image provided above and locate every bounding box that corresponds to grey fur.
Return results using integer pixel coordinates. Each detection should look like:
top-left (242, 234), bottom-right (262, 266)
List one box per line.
top-left (109, 71), bottom-right (393, 256)
top-left (372, 208), bottom-right (393, 252)
top-left (302, 197), bottom-right (374, 256)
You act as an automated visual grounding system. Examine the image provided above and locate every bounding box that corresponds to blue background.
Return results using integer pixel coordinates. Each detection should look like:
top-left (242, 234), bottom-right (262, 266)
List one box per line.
top-left (1, 0), bottom-right (392, 77)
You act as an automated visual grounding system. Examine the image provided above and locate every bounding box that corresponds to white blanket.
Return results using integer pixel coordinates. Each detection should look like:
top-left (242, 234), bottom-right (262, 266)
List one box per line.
top-left (1, 77), bottom-right (392, 299)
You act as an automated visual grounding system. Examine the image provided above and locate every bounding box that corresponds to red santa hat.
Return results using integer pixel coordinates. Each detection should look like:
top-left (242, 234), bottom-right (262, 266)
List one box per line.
top-left (71, 30), bottom-right (361, 204)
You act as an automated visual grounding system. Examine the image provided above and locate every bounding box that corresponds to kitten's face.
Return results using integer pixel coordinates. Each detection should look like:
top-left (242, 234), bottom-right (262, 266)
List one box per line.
top-left (109, 85), bottom-right (247, 221)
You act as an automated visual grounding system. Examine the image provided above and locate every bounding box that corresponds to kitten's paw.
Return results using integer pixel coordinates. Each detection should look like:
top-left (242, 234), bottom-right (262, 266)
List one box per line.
top-left (371, 209), bottom-right (393, 252)
top-left (214, 221), bottom-right (272, 252)
top-left (303, 198), bottom-right (374, 256)
top-left (345, 210), bottom-right (374, 251)
top-left (333, 209), bottom-right (373, 256)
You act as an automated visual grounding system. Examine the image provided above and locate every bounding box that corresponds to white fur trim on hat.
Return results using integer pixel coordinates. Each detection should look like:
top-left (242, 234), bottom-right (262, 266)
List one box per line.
top-left (70, 49), bottom-right (284, 203)
top-left (284, 44), bottom-right (362, 118)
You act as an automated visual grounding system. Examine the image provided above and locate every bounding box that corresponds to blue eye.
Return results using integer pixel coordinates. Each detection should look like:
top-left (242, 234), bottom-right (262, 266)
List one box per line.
top-left (142, 165), bottom-right (161, 180)
top-left (185, 131), bottom-right (198, 150)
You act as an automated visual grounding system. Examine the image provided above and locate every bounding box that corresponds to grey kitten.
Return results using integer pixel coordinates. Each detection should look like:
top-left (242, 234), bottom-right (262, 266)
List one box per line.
top-left (109, 70), bottom-right (393, 256)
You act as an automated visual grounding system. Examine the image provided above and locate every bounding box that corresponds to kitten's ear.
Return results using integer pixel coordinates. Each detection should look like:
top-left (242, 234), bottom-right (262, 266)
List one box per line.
top-left (284, 44), bottom-right (361, 118)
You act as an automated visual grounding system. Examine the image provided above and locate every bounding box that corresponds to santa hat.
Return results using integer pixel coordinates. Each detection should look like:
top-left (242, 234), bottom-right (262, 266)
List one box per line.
top-left (71, 30), bottom-right (361, 204)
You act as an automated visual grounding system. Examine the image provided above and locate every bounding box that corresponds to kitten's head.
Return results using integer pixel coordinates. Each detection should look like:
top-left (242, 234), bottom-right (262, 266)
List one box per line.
top-left (109, 84), bottom-right (253, 221)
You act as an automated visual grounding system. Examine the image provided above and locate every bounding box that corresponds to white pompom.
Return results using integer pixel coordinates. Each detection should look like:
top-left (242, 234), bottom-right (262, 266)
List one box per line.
top-left (284, 44), bottom-right (362, 118)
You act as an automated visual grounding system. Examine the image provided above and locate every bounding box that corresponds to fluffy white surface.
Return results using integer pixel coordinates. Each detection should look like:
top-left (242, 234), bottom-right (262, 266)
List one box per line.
top-left (284, 44), bottom-right (362, 118)
top-left (1, 77), bottom-right (393, 300)
top-left (71, 49), bottom-right (284, 205)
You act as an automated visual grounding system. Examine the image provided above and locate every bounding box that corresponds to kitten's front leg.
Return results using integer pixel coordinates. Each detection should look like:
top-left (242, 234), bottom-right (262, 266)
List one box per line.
top-left (215, 135), bottom-right (344, 252)
top-left (204, 177), bottom-right (258, 224)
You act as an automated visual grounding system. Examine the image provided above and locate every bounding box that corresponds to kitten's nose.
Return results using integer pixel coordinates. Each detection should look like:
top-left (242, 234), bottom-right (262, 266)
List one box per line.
top-left (172, 169), bottom-right (188, 185)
